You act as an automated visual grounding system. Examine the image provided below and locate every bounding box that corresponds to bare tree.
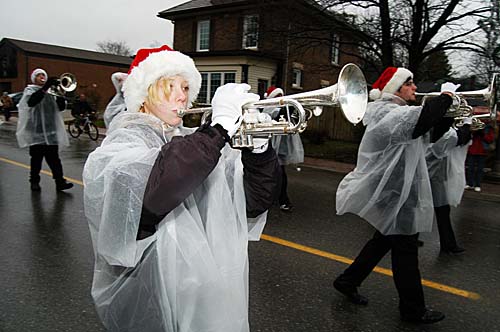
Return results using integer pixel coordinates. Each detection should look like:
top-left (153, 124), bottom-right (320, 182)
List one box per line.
top-left (96, 40), bottom-right (132, 56)
top-left (299, 0), bottom-right (492, 79)
top-left (468, 0), bottom-right (500, 85)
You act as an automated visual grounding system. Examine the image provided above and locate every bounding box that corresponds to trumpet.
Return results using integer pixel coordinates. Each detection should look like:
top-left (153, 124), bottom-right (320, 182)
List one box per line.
top-left (178, 63), bottom-right (368, 149)
top-left (46, 73), bottom-right (78, 97)
top-left (416, 73), bottom-right (498, 131)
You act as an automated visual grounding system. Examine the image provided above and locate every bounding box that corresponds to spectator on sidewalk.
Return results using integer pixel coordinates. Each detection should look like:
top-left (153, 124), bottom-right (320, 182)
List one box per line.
top-left (15, 68), bottom-right (73, 191)
top-left (466, 121), bottom-right (495, 192)
top-left (1, 91), bottom-right (14, 121)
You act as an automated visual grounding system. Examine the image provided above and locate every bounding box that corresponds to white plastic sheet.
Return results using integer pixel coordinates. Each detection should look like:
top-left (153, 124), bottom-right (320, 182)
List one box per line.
top-left (426, 128), bottom-right (469, 207)
top-left (336, 93), bottom-right (434, 235)
top-left (84, 112), bottom-right (256, 331)
top-left (16, 85), bottom-right (69, 148)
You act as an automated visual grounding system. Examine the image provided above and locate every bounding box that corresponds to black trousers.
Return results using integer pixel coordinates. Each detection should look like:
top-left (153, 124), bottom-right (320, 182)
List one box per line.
top-left (435, 205), bottom-right (458, 250)
top-left (336, 231), bottom-right (426, 316)
top-left (279, 165), bottom-right (290, 205)
top-left (29, 144), bottom-right (64, 183)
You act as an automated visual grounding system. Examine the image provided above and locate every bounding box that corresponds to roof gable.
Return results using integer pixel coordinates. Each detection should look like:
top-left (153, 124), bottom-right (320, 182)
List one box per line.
top-left (1, 38), bottom-right (132, 66)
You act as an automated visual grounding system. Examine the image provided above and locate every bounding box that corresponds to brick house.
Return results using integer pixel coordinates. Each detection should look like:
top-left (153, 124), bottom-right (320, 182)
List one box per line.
top-left (0, 38), bottom-right (132, 111)
top-left (158, 0), bottom-right (365, 141)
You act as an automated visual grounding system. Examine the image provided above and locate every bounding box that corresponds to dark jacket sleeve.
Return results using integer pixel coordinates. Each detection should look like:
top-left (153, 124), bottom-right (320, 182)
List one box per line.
top-left (412, 94), bottom-right (453, 139)
top-left (456, 125), bottom-right (471, 146)
top-left (27, 89), bottom-right (46, 107)
top-left (27, 90), bottom-right (65, 111)
top-left (138, 123), bottom-right (228, 239)
top-left (241, 145), bottom-right (281, 218)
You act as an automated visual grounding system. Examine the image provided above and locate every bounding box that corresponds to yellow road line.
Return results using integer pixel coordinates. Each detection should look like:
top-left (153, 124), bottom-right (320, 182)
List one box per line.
top-left (0, 156), bottom-right (481, 300)
top-left (261, 236), bottom-right (481, 300)
top-left (0, 156), bottom-right (83, 186)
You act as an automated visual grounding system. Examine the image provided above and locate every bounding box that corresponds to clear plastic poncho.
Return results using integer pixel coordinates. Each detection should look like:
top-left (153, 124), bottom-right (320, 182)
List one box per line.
top-left (15, 85), bottom-right (69, 148)
top-left (103, 73), bottom-right (127, 128)
top-left (426, 128), bottom-right (469, 207)
top-left (336, 93), bottom-right (434, 235)
top-left (83, 112), bottom-right (262, 332)
top-left (262, 106), bottom-right (304, 165)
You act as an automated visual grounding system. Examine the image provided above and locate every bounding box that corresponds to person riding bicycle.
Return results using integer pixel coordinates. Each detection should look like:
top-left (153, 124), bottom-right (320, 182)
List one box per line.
top-left (71, 93), bottom-right (95, 130)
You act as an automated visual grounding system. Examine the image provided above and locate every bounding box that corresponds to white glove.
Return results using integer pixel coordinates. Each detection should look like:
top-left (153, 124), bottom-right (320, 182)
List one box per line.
top-left (211, 83), bottom-right (260, 137)
top-left (251, 138), bottom-right (269, 154)
top-left (440, 82), bottom-right (461, 94)
top-left (462, 116), bottom-right (473, 125)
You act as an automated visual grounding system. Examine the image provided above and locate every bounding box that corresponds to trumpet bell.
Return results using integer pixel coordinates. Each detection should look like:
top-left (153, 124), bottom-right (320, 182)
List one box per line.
top-left (47, 73), bottom-right (77, 97)
top-left (59, 73), bottom-right (77, 93)
top-left (337, 63), bottom-right (368, 124)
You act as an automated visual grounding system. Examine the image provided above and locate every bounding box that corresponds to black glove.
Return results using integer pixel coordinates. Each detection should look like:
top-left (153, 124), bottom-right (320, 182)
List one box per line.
top-left (42, 77), bottom-right (59, 91)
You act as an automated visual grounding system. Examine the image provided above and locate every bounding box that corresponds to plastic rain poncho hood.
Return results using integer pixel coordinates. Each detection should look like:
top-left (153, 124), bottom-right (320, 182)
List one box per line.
top-left (15, 85), bottom-right (69, 148)
top-left (103, 73), bottom-right (127, 128)
top-left (426, 128), bottom-right (469, 207)
top-left (83, 112), bottom-right (262, 332)
top-left (336, 93), bottom-right (434, 235)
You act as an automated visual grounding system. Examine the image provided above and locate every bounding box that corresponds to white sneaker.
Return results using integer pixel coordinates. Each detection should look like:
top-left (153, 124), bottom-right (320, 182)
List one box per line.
top-left (465, 185), bottom-right (472, 190)
top-left (474, 187), bottom-right (481, 192)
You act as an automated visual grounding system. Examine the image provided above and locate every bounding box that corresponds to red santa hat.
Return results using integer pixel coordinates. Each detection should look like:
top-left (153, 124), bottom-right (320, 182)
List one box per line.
top-left (369, 67), bottom-right (413, 100)
top-left (30, 68), bottom-right (48, 83)
top-left (123, 45), bottom-right (201, 113)
top-left (264, 86), bottom-right (284, 99)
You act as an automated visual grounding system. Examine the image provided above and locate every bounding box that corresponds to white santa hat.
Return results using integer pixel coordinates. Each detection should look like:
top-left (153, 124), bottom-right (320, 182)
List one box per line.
top-left (123, 45), bottom-right (201, 113)
top-left (31, 68), bottom-right (47, 83)
top-left (369, 67), bottom-right (413, 100)
top-left (264, 86), bottom-right (284, 99)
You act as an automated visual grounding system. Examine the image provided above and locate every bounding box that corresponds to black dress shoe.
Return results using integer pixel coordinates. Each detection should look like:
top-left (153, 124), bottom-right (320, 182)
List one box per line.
top-left (401, 309), bottom-right (445, 324)
top-left (30, 183), bottom-right (41, 191)
top-left (56, 179), bottom-right (74, 191)
top-left (441, 246), bottom-right (465, 255)
top-left (333, 279), bottom-right (368, 305)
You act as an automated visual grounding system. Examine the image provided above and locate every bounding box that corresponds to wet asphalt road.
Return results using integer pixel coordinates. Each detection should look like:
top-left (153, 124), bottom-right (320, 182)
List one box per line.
top-left (1, 120), bottom-right (500, 332)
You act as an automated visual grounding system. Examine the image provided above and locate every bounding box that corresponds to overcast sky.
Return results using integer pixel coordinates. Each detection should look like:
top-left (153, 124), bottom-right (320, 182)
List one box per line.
top-left (1, 0), bottom-right (189, 54)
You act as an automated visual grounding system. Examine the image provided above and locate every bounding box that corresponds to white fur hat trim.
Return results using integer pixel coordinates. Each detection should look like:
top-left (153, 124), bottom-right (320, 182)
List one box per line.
top-left (265, 87), bottom-right (284, 99)
top-left (123, 51), bottom-right (201, 113)
top-left (31, 68), bottom-right (47, 83)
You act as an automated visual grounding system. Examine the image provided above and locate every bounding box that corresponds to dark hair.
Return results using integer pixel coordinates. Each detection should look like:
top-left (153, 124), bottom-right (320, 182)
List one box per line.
top-left (397, 76), bottom-right (413, 92)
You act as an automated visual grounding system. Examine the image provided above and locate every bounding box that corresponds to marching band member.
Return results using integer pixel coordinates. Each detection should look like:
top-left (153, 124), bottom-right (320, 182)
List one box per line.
top-left (425, 116), bottom-right (472, 254)
top-left (83, 45), bottom-right (280, 332)
top-left (262, 86), bottom-right (304, 211)
top-left (16, 68), bottom-right (73, 191)
top-left (334, 67), bottom-right (459, 324)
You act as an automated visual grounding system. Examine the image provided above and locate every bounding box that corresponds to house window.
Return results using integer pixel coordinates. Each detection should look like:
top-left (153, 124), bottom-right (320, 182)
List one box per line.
top-left (197, 72), bottom-right (237, 104)
top-left (257, 79), bottom-right (269, 99)
top-left (331, 33), bottom-right (340, 65)
top-left (292, 69), bottom-right (302, 89)
top-left (242, 15), bottom-right (259, 49)
top-left (197, 20), bottom-right (210, 51)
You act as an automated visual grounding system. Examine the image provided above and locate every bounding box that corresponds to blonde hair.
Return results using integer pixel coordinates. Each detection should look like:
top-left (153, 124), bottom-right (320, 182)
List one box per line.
top-left (139, 76), bottom-right (175, 113)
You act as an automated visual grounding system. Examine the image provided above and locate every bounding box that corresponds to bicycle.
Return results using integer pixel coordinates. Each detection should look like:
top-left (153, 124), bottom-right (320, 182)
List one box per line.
top-left (68, 112), bottom-right (99, 141)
